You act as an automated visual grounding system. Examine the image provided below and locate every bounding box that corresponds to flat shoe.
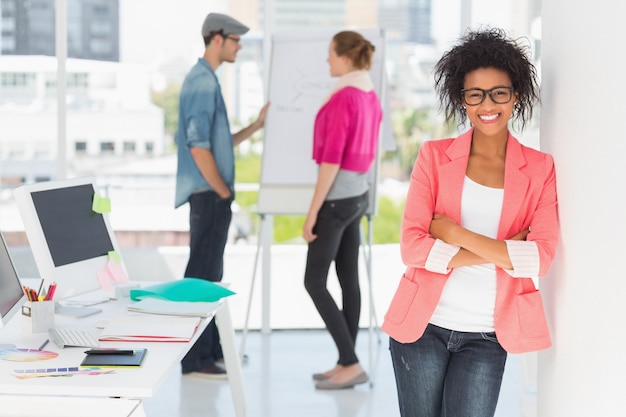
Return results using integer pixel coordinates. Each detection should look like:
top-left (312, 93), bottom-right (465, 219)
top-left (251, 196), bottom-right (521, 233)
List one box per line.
top-left (312, 372), bottom-right (330, 381)
top-left (315, 372), bottom-right (368, 390)
top-left (183, 364), bottom-right (228, 380)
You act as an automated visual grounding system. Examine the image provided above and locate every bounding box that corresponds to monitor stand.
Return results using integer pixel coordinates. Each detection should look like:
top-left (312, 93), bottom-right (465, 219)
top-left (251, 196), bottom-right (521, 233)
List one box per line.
top-left (54, 302), bottom-right (102, 318)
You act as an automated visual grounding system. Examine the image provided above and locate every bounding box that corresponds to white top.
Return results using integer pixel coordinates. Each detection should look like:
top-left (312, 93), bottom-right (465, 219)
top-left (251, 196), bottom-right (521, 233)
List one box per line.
top-left (430, 176), bottom-right (504, 333)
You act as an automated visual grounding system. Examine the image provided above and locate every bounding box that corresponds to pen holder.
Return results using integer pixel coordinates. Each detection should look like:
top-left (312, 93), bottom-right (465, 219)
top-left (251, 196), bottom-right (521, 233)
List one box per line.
top-left (21, 301), bottom-right (55, 333)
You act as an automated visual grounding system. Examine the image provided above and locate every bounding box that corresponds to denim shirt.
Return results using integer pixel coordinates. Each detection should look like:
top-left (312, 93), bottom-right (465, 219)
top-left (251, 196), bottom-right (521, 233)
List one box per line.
top-left (175, 58), bottom-right (234, 208)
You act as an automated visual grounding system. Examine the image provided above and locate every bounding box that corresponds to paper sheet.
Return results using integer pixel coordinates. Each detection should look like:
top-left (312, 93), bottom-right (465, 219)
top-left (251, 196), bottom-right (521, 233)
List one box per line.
top-left (127, 298), bottom-right (221, 317)
top-left (98, 316), bottom-right (201, 342)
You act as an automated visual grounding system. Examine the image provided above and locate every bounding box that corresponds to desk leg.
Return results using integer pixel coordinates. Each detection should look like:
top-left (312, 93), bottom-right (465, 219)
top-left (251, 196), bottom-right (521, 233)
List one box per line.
top-left (216, 299), bottom-right (246, 417)
top-left (129, 402), bottom-right (147, 417)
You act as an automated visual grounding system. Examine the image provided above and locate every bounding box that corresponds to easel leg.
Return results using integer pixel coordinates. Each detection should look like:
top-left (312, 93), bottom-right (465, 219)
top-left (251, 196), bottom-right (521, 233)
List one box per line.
top-left (239, 214), bottom-right (273, 360)
top-left (360, 214), bottom-right (382, 387)
top-left (239, 214), bottom-right (264, 360)
top-left (261, 215), bottom-right (273, 334)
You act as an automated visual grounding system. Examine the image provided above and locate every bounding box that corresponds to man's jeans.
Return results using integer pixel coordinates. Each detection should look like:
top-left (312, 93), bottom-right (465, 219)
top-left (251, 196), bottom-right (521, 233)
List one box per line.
top-left (389, 324), bottom-right (507, 417)
top-left (181, 190), bottom-right (232, 372)
top-left (184, 190), bottom-right (232, 281)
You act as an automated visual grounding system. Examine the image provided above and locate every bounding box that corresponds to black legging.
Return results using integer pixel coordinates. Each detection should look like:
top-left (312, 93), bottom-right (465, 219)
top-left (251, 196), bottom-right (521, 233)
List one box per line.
top-left (304, 192), bottom-right (368, 366)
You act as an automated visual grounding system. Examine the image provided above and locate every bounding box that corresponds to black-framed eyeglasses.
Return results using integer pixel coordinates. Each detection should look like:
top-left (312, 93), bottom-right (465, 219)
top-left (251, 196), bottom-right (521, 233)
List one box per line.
top-left (224, 35), bottom-right (241, 44)
top-left (461, 86), bottom-right (514, 106)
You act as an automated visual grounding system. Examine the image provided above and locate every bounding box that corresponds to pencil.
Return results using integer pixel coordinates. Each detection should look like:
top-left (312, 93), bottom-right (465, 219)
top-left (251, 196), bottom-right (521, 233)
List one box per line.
top-left (38, 339), bottom-right (49, 351)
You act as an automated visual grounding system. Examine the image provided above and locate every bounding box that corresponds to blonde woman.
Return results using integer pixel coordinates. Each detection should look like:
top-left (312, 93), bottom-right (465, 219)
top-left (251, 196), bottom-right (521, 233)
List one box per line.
top-left (303, 31), bottom-right (382, 390)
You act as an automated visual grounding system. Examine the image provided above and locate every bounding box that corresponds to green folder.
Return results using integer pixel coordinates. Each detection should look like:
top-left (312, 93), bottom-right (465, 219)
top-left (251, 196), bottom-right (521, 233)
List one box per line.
top-left (130, 278), bottom-right (235, 302)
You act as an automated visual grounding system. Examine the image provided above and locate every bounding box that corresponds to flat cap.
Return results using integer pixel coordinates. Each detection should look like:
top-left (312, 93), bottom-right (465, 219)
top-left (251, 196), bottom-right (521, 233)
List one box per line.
top-left (201, 13), bottom-right (249, 37)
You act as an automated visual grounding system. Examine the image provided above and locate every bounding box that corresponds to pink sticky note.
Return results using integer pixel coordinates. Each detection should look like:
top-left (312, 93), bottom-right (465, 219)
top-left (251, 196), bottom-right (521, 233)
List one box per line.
top-left (97, 269), bottom-right (115, 290)
top-left (107, 259), bottom-right (129, 283)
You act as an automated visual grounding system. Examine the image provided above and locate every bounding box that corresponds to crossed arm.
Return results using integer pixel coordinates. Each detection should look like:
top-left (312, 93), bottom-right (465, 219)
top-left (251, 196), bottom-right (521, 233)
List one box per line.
top-left (429, 213), bottom-right (529, 270)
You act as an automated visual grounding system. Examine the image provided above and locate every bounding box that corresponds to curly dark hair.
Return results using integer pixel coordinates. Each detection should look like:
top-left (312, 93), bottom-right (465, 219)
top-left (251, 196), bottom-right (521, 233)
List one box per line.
top-left (433, 27), bottom-right (540, 131)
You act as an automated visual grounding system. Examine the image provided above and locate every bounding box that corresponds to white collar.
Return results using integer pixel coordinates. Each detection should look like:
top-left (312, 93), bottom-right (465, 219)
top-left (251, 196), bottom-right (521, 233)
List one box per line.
top-left (322, 70), bottom-right (374, 105)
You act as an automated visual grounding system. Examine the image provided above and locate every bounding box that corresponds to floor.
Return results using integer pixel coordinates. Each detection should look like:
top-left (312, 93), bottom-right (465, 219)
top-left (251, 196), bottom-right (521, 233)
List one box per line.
top-left (142, 329), bottom-right (528, 417)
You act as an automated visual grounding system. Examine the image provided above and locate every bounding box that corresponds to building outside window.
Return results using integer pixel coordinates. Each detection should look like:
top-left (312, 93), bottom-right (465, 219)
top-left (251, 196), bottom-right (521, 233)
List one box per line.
top-left (75, 141), bottom-right (88, 154)
top-left (123, 141), bottom-right (136, 153)
top-left (100, 141), bottom-right (115, 153)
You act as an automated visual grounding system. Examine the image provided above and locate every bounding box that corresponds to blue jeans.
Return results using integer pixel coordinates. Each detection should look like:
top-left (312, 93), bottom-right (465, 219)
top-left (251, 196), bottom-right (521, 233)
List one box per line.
top-left (304, 192), bottom-right (368, 366)
top-left (389, 324), bottom-right (507, 417)
top-left (181, 190), bottom-right (232, 373)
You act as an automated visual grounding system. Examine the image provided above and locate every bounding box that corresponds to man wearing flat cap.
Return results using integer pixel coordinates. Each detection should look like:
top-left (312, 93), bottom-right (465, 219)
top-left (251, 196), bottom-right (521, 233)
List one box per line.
top-left (176, 13), bottom-right (269, 378)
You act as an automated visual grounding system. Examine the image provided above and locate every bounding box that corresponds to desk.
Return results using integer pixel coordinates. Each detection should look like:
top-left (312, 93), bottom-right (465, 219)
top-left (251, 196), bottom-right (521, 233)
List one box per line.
top-left (0, 285), bottom-right (245, 417)
top-left (0, 396), bottom-right (144, 417)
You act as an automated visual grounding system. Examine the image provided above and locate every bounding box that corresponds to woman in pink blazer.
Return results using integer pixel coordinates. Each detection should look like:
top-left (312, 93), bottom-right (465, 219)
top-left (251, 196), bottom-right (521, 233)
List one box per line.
top-left (382, 28), bottom-right (559, 417)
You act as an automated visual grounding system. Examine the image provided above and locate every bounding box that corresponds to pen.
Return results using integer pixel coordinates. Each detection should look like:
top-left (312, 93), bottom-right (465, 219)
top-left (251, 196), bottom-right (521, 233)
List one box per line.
top-left (37, 279), bottom-right (45, 300)
top-left (45, 283), bottom-right (57, 301)
top-left (38, 339), bottom-right (49, 351)
top-left (84, 349), bottom-right (135, 355)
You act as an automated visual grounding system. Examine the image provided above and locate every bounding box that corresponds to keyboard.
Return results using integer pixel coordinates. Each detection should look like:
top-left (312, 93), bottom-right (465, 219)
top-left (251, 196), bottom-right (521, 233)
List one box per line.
top-left (48, 328), bottom-right (100, 348)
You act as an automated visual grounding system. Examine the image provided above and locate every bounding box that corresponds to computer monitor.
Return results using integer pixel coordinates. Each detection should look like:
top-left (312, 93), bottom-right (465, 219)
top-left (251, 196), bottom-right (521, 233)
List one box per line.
top-left (13, 177), bottom-right (127, 301)
top-left (0, 231), bottom-right (27, 328)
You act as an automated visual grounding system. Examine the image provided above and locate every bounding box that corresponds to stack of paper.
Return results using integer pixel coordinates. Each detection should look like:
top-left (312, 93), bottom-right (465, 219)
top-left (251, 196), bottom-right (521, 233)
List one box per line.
top-left (127, 278), bottom-right (234, 318)
top-left (98, 316), bottom-right (200, 342)
top-left (127, 298), bottom-right (221, 317)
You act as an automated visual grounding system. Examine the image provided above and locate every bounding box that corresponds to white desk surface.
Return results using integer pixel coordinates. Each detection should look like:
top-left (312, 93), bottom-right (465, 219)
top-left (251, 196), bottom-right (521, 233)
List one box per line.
top-left (0, 286), bottom-right (209, 399)
top-left (0, 395), bottom-right (144, 417)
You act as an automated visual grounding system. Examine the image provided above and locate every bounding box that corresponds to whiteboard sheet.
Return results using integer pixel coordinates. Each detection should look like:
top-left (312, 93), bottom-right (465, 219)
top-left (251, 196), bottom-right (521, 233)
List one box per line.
top-left (258, 28), bottom-right (387, 215)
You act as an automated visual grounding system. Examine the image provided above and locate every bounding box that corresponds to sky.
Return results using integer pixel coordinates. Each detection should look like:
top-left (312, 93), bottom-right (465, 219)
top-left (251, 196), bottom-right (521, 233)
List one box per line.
top-left (118, 0), bottom-right (227, 67)
top-left (119, 0), bottom-right (519, 69)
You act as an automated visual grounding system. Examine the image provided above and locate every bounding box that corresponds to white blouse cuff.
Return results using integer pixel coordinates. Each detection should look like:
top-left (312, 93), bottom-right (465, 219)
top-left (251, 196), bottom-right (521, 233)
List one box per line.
top-left (425, 239), bottom-right (461, 274)
top-left (504, 240), bottom-right (540, 277)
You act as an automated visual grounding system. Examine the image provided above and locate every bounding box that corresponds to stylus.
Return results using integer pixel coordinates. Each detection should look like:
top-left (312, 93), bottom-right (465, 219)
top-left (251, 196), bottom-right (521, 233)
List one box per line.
top-left (84, 349), bottom-right (135, 355)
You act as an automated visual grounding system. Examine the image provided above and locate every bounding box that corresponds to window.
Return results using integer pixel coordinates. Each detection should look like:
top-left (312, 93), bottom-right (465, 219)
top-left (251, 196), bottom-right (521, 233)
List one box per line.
top-left (8, 149), bottom-right (26, 159)
top-left (1, 36), bottom-right (16, 53)
top-left (68, 73), bottom-right (89, 89)
top-left (90, 21), bottom-right (112, 36)
top-left (33, 142), bottom-right (52, 159)
top-left (0, 0), bottom-right (542, 252)
top-left (1, 73), bottom-right (36, 88)
top-left (90, 39), bottom-right (113, 54)
top-left (75, 141), bottom-right (87, 154)
top-left (100, 142), bottom-right (115, 153)
top-left (123, 141), bottom-right (136, 153)
top-left (2, 18), bottom-right (15, 31)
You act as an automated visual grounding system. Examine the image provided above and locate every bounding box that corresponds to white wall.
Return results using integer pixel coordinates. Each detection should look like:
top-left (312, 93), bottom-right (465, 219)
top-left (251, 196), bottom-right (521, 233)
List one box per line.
top-left (539, 1), bottom-right (626, 416)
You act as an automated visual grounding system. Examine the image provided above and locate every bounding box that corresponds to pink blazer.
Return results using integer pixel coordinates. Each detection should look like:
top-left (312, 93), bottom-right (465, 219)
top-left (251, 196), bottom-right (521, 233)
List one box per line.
top-left (381, 129), bottom-right (559, 354)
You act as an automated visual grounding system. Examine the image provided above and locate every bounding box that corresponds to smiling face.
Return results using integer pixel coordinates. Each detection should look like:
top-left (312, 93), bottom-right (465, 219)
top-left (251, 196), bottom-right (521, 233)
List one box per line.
top-left (462, 67), bottom-right (518, 139)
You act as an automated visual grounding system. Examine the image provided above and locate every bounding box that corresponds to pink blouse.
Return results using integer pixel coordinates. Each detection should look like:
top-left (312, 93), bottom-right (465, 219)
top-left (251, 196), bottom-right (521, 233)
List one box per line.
top-left (312, 87), bottom-right (382, 172)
